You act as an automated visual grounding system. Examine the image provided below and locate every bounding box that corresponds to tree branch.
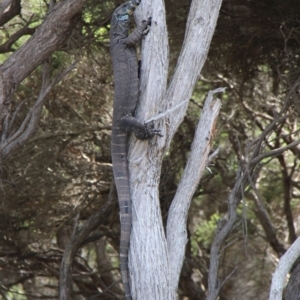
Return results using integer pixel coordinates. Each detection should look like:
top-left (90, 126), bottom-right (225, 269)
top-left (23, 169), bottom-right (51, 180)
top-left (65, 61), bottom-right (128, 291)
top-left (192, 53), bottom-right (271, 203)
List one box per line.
top-left (0, 26), bottom-right (36, 53)
top-left (0, 0), bottom-right (12, 14)
top-left (249, 74), bottom-right (300, 164)
top-left (206, 166), bottom-right (244, 300)
top-left (164, 0), bottom-right (224, 146)
top-left (167, 89), bottom-right (222, 292)
top-left (248, 174), bottom-right (286, 256)
top-left (269, 236), bottom-right (300, 300)
top-left (250, 138), bottom-right (300, 166)
top-left (206, 75), bottom-right (300, 299)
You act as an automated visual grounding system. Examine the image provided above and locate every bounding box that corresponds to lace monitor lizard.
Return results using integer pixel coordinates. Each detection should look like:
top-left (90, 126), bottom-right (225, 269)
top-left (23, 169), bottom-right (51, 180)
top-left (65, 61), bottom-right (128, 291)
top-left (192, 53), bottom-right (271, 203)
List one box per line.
top-left (110, 1), bottom-right (160, 299)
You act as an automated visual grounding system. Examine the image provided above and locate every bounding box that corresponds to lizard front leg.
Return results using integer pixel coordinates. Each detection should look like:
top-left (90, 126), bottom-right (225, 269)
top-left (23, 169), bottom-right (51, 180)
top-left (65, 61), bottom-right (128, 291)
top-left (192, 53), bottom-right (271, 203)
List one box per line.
top-left (122, 17), bottom-right (151, 46)
top-left (120, 115), bottom-right (161, 139)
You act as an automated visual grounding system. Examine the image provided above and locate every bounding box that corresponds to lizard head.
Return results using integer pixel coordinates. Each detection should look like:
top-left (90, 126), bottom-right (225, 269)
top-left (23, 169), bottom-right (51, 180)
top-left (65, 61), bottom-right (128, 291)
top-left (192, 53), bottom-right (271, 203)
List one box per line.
top-left (111, 0), bottom-right (141, 36)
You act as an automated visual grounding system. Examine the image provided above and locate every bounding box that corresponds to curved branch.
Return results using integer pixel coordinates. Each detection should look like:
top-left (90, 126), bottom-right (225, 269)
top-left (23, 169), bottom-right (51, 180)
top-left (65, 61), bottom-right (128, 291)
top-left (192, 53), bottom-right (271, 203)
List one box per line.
top-left (269, 236), bottom-right (300, 300)
top-left (0, 26), bottom-right (36, 53)
top-left (250, 138), bottom-right (300, 166)
top-left (164, 0), bottom-right (223, 146)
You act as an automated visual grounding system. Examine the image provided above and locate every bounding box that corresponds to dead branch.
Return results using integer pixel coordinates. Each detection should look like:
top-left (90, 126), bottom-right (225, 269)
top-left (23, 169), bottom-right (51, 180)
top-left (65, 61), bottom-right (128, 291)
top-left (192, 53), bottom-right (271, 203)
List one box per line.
top-left (206, 76), bottom-right (300, 299)
top-left (167, 88), bottom-right (222, 291)
top-left (250, 138), bottom-right (300, 166)
top-left (249, 74), bottom-right (300, 163)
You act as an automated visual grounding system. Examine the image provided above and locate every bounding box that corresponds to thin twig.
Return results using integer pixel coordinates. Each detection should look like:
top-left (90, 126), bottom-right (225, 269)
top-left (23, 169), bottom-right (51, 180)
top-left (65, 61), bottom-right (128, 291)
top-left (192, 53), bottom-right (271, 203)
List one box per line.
top-left (207, 147), bottom-right (221, 165)
top-left (7, 99), bottom-right (28, 136)
top-left (250, 75), bottom-right (300, 161)
top-left (220, 267), bottom-right (237, 289)
top-left (145, 100), bottom-right (189, 124)
top-left (250, 138), bottom-right (300, 166)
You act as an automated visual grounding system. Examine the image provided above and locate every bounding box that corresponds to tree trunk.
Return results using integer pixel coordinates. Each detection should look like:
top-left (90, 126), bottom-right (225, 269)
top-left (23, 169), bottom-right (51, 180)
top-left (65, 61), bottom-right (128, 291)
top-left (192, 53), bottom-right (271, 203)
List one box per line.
top-left (129, 0), bottom-right (223, 298)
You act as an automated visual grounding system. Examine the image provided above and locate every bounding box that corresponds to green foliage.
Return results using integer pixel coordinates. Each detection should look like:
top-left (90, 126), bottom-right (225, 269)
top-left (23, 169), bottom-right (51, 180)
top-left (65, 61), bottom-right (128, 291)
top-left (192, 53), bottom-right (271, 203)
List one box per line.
top-left (192, 213), bottom-right (222, 253)
top-left (6, 285), bottom-right (27, 300)
top-left (0, 0), bottom-right (47, 54)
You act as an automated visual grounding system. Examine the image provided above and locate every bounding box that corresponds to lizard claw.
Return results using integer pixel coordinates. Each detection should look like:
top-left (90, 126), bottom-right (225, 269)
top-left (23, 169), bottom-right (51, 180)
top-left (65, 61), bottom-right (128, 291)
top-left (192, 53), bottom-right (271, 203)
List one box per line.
top-left (145, 121), bottom-right (163, 138)
top-left (151, 129), bottom-right (163, 137)
top-left (142, 17), bottom-right (151, 26)
top-left (142, 17), bottom-right (151, 35)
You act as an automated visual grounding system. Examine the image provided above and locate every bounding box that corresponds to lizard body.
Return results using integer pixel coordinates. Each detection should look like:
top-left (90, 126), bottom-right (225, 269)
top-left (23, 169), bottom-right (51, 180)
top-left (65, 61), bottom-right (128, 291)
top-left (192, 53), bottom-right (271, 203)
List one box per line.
top-left (110, 1), bottom-right (159, 299)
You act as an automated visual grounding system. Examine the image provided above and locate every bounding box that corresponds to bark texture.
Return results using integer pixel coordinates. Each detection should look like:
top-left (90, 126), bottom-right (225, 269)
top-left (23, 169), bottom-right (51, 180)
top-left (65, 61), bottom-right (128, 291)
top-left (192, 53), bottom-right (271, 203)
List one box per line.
top-left (167, 89), bottom-right (222, 292)
top-left (128, 0), bottom-right (223, 299)
top-left (270, 236), bottom-right (300, 300)
top-left (110, 2), bottom-right (157, 298)
top-left (285, 259), bottom-right (300, 300)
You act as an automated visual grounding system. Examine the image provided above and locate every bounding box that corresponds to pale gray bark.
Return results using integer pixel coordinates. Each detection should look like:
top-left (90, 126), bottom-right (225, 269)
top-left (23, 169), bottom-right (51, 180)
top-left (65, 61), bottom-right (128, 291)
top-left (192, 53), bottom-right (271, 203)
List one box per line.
top-left (269, 237), bottom-right (300, 300)
top-left (128, 0), bottom-right (223, 299)
top-left (285, 259), bottom-right (300, 300)
top-left (167, 89), bottom-right (222, 292)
